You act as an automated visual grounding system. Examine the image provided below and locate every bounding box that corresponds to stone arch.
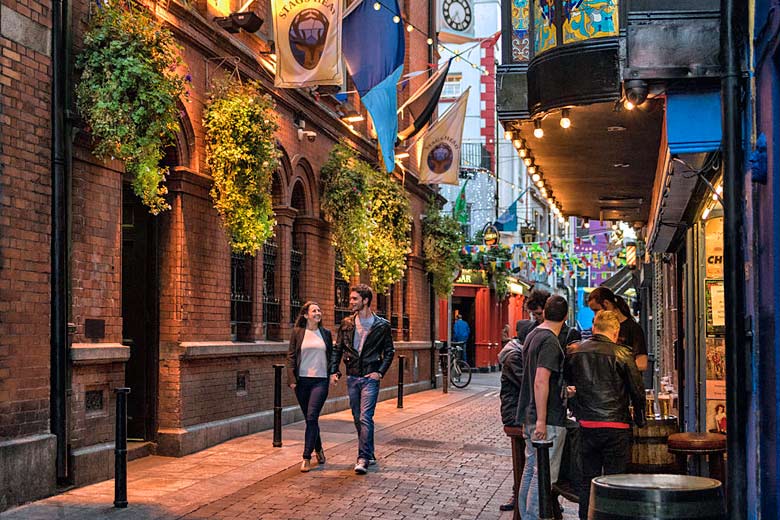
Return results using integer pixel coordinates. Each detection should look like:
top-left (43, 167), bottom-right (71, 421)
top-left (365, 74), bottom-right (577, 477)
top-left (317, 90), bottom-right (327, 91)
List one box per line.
top-left (290, 156), bottom-right (319, 215)
top-left (273, 144), bottom-right (292, 207)
top-left (173, 101), bottom-right (196, 170)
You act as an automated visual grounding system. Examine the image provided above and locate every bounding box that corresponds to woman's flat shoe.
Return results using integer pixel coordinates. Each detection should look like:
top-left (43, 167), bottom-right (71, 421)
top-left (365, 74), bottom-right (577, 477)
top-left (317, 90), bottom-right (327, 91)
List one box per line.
top-left (315, 449), bottom-right (326, 464)
top-left (300, 459), bottom-right (312, 472)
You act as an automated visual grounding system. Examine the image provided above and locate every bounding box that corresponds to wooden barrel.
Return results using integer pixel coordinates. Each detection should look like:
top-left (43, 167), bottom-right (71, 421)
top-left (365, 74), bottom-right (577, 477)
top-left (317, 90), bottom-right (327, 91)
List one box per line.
top-left (589, 474), bottom-right (726, 519)
top-left (629, 416), bottom-right (679, 473)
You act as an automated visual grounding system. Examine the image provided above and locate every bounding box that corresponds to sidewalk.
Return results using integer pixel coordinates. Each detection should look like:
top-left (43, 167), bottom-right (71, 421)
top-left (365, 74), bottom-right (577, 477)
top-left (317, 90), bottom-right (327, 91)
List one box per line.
top-left (2, 374), bottom-right (577, 519)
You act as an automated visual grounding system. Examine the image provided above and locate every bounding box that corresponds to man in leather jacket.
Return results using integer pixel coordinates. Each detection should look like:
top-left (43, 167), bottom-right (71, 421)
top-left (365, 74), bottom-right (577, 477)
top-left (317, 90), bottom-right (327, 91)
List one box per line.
top-left (330, 284), bottom-right (395, 475)
top-left (564, 310), bottom-right (646, 520)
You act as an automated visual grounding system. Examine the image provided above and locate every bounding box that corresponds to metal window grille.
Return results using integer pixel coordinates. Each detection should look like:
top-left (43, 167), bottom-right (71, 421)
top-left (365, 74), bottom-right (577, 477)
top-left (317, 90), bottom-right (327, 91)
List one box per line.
top-left (460, 142), bottom-right (492, 171)
top-left (231, 253), bottom-right (253, 341)
top-left (262, 242), bottom-right (280, 326)
top-left (402, 274), bottom-right (410, 341)
top-left (85, 390), bottom-right (103, 412)
top-left (290, 247), bottom-right (303, 323)
top-left (375, 292), bottom-right (388, 321)
top-left (334, 252), bottom-right (351, 324)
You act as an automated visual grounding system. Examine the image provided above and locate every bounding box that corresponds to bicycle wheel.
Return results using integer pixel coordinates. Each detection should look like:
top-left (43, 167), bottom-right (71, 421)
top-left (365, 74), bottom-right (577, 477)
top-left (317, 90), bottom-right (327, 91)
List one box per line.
top-left (450, 359), bottom-right (472, 388)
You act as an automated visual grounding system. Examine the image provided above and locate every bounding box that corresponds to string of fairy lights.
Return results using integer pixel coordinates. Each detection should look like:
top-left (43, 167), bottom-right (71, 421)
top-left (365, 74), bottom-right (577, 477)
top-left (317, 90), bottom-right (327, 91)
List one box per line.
top-left (369, 0), bottom-right (491, 77)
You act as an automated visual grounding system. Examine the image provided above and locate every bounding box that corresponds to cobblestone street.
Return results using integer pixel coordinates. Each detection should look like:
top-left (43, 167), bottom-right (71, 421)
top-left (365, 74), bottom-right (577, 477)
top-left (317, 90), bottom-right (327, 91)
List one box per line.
top-left (2, 374), bottom-right (577, 520)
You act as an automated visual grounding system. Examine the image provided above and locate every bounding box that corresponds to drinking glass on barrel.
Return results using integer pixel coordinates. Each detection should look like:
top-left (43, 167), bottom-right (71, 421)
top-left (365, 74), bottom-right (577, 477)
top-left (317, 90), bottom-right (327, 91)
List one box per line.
top-left (645, 389), bottom-right (656, 418)
top-left (658, 393), bottom-right (671, 417)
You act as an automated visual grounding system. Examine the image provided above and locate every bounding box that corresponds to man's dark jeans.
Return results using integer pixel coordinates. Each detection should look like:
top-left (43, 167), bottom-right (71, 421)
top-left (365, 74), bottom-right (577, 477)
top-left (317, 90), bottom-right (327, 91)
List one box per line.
top-left (294, 377), bottom-right (329, 459)
top-left (577, 427), bottom-right (632, 520)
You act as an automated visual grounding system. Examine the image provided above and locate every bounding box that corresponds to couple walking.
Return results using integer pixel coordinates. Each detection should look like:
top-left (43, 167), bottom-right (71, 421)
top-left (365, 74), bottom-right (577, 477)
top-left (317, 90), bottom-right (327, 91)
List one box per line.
top-left (286, 284), bottom-right (395, 474)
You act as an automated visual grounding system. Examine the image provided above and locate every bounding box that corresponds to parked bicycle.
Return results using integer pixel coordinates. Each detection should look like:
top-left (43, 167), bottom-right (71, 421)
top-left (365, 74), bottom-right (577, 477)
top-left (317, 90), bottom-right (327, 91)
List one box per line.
top-left (448, 342), bottom-right (472, 388)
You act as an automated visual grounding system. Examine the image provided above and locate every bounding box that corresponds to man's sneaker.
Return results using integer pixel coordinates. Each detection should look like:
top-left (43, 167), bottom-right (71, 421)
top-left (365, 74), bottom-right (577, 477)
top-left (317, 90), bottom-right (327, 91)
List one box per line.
top-left (315, 449), bottom-right (326, 465)
top-left (354, 458), bottom-right (368, 475)
top-left (300, 459), bottom-right (312, 472)
top-left (368, 457), bottom-right (377, 466)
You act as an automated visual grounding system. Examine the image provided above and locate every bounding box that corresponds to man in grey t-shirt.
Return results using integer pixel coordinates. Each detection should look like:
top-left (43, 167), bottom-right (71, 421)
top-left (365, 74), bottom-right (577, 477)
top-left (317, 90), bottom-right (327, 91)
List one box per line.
top-left (331, 284), bottom-right (395, 475)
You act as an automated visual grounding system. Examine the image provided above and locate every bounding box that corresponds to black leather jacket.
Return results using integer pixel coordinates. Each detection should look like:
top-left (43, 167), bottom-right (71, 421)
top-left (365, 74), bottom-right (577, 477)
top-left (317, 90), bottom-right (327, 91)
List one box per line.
top-left (330, 313), bottom-right (395, 378)
top-left (564, 334), bottom-right (646, 427)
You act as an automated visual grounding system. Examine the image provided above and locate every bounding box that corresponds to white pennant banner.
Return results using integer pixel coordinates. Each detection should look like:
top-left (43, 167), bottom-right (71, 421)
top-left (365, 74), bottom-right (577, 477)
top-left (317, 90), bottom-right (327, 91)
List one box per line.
top-left (416, 88), bottom-right (469, 186)
top-left (272, 0), bottom-right (343, 88)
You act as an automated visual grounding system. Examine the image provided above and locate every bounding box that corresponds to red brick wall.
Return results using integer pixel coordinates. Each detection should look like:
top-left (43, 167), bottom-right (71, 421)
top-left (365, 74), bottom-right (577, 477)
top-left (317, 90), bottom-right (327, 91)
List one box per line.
top-left (0, 0), bottom-right (53, 440)
top-left (68, 363), bottom-right (125, 449)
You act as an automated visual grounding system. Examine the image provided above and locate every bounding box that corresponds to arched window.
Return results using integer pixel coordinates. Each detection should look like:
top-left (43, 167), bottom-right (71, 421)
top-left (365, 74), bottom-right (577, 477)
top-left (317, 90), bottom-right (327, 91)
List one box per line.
top-left (290, 180), bottom-right (307, 322)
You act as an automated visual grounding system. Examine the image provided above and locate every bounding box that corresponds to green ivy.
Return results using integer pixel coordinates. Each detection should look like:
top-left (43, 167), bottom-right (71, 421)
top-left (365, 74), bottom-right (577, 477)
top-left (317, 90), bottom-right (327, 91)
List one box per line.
top-left (422, 199), bottom-right (464, 296)
top-left (366, 172), bottom-right (412, 294)
top-left (203, 79), bottom-right (280, 254)
top-left (321, 144), bottom-right (371, 279)
top-left (460, 242), bottom-right (513, 299)
top-left (321, 143), bottom-right (411, 292)
top-left (75, 1), bottom-right (186, 214)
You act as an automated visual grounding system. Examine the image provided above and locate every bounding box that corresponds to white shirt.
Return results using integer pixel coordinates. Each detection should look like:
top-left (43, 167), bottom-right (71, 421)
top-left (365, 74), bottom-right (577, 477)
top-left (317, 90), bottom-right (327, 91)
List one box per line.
top-left (299, 328), bottom-right (327, 378)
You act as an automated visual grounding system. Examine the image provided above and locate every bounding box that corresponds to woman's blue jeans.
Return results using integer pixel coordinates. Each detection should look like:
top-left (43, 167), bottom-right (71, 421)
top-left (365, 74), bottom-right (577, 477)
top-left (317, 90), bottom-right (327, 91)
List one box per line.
top-left (294, 377), bottom-right (329, 459)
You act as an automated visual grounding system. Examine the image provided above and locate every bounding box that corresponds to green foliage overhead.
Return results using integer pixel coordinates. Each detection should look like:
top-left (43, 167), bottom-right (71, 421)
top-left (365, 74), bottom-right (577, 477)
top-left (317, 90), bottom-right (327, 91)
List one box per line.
top-left (366, 173), bottom-right (412, 294)
top-left (321, 143), bottom-right (411, 292)
top-left (204, 79), bottom-right (280, 254)
top-left (321, 144), bottom-right (371, 279)
top-left (422, 199), bottom-right (465, 296)
top-left (460, 242), bottom-right (513, 299)
top-left (75, 1), bottom-right (186, 214)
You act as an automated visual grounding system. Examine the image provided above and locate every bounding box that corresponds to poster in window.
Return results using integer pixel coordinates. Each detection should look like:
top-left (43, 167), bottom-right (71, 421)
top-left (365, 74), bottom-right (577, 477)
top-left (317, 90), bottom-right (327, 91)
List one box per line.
top-left (706, 399), bottom-right (727, 434)
top-left (706, 280), bottom-right (726, 336)
top-left (704, 216), bottom-right (724, 279)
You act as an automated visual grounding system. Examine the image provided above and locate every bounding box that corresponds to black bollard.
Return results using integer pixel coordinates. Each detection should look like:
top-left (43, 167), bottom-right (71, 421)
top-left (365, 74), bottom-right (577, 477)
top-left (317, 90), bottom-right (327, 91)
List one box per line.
top-left (440, 352), bottom-right (449, 394)
top-left (114, 387), bottom-right (131, 508)
top-left (397, 355), bottom-right (406, 408)
top-left (532, 438), bottom-right (555, 520)
top-left (273, 364), bottom-right (284, 448)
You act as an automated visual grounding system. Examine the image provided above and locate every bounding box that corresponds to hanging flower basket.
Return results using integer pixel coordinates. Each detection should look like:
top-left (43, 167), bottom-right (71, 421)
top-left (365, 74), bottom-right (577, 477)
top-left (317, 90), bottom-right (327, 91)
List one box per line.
top-left (204, 79), bottom-right (280, 254)
top-left (422, 199), bottom-right (465, 296)
top-left (75, 1), bottom-right (186, 214)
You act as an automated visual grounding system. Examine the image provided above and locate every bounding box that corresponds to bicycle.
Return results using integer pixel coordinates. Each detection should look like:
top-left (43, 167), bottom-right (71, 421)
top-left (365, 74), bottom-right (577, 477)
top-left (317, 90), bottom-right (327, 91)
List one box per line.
top-left (448, 342), bottom-right (472, 388)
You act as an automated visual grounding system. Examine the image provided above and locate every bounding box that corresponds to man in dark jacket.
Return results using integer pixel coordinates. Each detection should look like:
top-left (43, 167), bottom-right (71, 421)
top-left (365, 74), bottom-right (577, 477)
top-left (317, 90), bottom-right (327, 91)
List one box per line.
top-left (497, 319), bottom-right (534, 512)
top-left (564, 310), bottom-right (646, 520)
top-left (330, 284), bottom-right (395, 475)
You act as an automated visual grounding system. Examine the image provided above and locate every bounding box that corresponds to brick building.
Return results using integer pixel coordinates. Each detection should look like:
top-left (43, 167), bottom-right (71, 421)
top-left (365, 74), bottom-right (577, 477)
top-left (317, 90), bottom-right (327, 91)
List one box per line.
top-left (0, 0), bottom-right (442, 510)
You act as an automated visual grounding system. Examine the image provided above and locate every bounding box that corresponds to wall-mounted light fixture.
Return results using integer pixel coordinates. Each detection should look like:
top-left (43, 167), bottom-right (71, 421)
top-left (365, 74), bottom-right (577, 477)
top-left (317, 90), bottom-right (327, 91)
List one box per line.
top-left (214, 11), bottom-right (264, 33)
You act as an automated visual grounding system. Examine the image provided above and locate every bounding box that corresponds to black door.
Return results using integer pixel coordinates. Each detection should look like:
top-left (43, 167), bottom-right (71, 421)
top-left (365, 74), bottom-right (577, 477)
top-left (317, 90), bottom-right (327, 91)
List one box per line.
top-left (122, 183), bottom-right (159, 440)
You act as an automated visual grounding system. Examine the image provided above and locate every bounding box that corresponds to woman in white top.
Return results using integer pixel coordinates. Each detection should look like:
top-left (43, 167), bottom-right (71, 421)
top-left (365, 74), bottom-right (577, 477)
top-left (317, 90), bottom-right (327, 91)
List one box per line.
top-left (286, 301), bottom-right (334, 472)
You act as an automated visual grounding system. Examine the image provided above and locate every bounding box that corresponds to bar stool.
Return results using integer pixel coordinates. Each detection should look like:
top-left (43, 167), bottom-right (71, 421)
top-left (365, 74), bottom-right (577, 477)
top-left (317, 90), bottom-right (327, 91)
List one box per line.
top-left (667, 432), bottom-right (727, 483)
top-left (504, 425), bottom-right (525, 520)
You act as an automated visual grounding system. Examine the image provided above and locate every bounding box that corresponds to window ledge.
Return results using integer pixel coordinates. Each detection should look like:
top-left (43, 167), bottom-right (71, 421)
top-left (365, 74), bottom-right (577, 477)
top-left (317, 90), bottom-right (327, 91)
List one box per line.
top-left (70, 343), bottom-right (130, 365)
top-left (180, 341), bottom-right (288, 359)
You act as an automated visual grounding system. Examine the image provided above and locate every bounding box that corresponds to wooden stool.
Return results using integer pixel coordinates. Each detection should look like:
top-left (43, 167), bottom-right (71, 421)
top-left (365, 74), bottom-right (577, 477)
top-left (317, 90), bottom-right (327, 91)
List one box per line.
top-left (504, 425), bottom-right (526, 520)
top-left (667, 432), bottom-right (727, 483)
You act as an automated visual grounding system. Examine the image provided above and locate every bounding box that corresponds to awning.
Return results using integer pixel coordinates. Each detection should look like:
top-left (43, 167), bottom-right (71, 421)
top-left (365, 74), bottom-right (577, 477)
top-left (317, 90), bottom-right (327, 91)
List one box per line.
top-left (601, 266), bottom-right (638, 297)
top-left (647, 90), bottom-right (722, 252)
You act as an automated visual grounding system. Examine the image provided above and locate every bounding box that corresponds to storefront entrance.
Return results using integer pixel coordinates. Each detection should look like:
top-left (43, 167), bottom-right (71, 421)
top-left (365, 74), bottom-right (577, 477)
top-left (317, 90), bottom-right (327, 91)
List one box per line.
top-left (122, 183), bottom-right (160, 441)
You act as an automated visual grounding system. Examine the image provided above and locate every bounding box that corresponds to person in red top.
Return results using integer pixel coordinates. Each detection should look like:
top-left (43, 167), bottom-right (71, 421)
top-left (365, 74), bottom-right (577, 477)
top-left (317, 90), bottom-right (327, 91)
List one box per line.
top-left (564, 310), bottom-right (646, 520)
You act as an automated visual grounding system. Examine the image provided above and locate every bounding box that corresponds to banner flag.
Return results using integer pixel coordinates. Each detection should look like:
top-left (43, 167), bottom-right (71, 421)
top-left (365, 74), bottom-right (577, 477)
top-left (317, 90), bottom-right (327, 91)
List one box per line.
top-left (416, 88), bottom-right (469, 185)
top-left (272, 0), bottom-right (343, 88)
top-left (397, 60), bottom-right (451, 143)
top-left (494, 188), bottom-right (529, 232)
top-left (343, 0), bottom-right (405, 171)
top-left (453, 179), bottom-right (470, 224)
top-left (437, 0), bottom-right (476, 44)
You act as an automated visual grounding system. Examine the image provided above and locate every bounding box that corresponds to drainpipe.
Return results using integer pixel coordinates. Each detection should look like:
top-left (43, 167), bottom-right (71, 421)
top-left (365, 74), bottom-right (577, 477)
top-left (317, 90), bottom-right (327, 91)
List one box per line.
top-left (720, 0), bottom-right (748, 518)
top-left (51, 0), bottom-right (70, 484)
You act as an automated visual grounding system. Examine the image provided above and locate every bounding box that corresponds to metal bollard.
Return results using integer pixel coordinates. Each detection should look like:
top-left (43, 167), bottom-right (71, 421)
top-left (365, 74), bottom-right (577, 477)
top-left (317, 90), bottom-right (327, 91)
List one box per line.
top-left (397, 355), bottom-right (405, 408)
top-left (532, 438), bottom-right (555, 520)
top-left (439, 352), bottom-right (449, 394)
top-left (273, 364), bottom-right (284, 448)
top-left (114, 387), bottom-right (131, 508)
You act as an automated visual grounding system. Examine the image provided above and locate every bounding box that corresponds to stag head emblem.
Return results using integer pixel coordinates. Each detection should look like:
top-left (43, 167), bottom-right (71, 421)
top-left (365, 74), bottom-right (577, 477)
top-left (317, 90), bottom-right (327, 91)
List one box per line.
top-left (427, 143), bottom-right (454, 174)
top-left (289, 9), bottom-right (329, 70)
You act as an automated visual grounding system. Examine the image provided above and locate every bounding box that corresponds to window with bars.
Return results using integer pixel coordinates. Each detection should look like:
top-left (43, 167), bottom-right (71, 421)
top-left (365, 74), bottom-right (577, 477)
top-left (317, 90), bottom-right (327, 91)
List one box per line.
top-left (334, 252), bottom-right (351, 324)
top-left (389, 284), bottom-right (399, 338)
top-left (262, 241), bottom-right (281, 332)
top-left (290, 247), bottom-right (303, 324)
top-left (402, 274), bottom-right (410, 341)
top-left (231, 253), bottom-right (253, 341)
top-left (375, 291), bottom-right (389, 321)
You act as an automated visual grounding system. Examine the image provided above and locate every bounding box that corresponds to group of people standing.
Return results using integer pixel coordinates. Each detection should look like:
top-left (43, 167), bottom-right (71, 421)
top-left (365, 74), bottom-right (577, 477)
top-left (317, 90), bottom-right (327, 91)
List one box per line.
top-left (285, 284), bottom-right (395, 475)
top-left (500, 287), bottom-right (648, 520)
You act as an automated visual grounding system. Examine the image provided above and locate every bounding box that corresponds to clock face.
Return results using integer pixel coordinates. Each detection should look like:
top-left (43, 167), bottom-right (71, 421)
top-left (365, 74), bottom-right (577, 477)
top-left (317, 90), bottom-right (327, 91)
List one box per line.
top-left (443, 0), bottom-right (472, 32)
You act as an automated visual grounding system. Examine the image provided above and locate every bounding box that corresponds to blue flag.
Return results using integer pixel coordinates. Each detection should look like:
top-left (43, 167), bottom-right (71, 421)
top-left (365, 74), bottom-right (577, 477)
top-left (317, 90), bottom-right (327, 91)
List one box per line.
top-left (343, 0), bottom-right (405, 171)
top-left (494, 200), bottom-right (518, 232)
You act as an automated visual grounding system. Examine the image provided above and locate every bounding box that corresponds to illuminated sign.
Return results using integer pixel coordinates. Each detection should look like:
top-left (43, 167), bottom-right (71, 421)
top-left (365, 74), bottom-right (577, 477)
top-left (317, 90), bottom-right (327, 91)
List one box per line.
top-left (483, 225), bottom-right (499, 246)
top-left (455, 269), bottom-right (486, 286)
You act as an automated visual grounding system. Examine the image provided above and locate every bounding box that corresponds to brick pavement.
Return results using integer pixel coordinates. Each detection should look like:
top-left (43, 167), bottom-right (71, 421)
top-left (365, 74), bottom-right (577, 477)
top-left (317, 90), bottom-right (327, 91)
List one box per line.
top-left (2, 374), bottom-right (578, 520)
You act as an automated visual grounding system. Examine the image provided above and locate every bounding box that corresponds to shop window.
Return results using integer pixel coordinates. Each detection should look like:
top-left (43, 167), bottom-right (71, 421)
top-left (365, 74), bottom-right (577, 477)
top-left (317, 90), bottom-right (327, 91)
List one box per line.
top-left (231, 252), bottom-right (253, 341)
